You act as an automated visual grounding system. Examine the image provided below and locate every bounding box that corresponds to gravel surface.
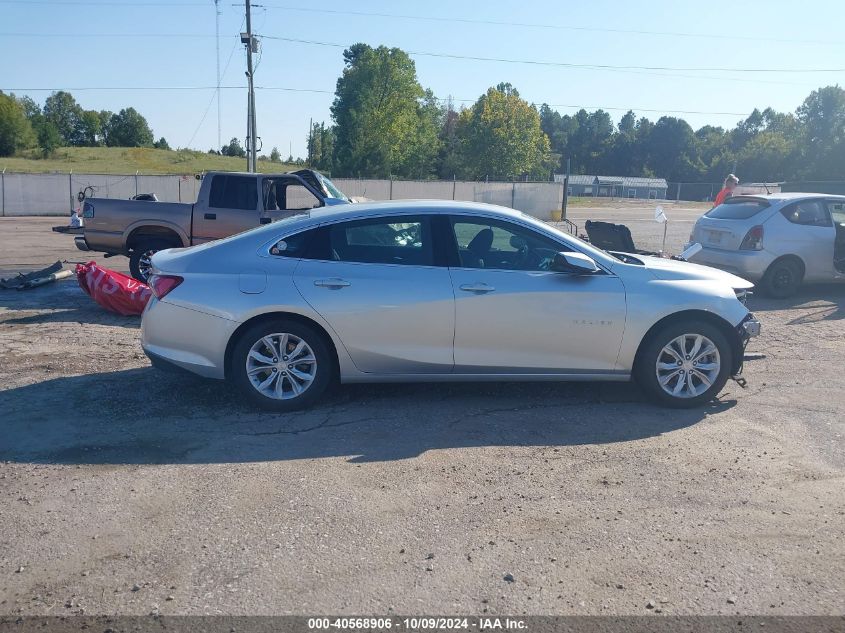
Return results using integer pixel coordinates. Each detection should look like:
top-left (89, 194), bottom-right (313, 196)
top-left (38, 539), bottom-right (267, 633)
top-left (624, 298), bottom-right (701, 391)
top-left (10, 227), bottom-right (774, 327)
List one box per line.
top-left (0, 215), bottom-right (843, 616)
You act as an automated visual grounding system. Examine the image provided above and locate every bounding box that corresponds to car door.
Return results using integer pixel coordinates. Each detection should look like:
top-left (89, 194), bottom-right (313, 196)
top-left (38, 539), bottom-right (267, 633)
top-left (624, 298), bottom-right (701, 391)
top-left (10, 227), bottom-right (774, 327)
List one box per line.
top-left (293, 214), bottom-right (455, 374)
top-left (446, 215), bottom-right (627, 373)
top-left (261, 177), bottom-right (324, 224)
top-left (192, 173), bottom-right (261, 244)
top-left (776, 199), bottom-right (836, 281)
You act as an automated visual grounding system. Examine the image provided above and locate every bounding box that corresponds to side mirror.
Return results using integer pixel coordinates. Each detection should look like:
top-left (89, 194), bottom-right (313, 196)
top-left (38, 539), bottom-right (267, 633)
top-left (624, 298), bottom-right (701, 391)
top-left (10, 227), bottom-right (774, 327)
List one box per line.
top-left (551, 251), bottom-right (600, 275)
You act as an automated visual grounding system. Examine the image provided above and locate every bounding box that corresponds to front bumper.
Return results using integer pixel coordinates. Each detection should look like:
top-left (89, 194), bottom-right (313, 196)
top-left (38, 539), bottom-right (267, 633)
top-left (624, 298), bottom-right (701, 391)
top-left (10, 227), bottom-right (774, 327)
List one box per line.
top-left (731, 313), bottom-right (761, 378)
top-left (684, 243), bottom-right (773, 281)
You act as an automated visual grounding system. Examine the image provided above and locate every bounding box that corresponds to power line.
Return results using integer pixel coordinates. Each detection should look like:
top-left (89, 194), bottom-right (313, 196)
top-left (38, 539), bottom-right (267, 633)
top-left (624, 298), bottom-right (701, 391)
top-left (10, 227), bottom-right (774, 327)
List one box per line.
top-left (258, 35), bottom-right (845, 74)
top-left (0, 0), bottom-right (206, 5)
top-left (254, 5), bottom-right (843, 47)
top-left (0, 32), bottom-right (230, 38)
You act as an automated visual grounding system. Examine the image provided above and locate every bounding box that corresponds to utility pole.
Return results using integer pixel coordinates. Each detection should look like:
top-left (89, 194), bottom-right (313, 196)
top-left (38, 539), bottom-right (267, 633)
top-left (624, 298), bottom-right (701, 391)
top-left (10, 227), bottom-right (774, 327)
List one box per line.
top-left (214, 0), bottom-right (221, 152)
top-left (308, 117), bottom-right (313, 167)
top-left (241, 0), bottom-right (258, 172)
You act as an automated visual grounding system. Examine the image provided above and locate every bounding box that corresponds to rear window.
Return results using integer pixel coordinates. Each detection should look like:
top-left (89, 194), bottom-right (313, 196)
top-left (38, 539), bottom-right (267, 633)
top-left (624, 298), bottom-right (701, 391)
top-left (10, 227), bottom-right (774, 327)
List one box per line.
top-left (706, 198), bottom-right (770, 220)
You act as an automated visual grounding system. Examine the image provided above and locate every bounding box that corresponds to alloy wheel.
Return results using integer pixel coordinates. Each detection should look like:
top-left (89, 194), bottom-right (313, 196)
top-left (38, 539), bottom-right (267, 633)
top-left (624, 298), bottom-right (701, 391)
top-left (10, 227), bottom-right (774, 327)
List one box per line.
top-left (245, 333), bottom-right (318, 400)
top-left (655, 333), bottom-right (721, 399)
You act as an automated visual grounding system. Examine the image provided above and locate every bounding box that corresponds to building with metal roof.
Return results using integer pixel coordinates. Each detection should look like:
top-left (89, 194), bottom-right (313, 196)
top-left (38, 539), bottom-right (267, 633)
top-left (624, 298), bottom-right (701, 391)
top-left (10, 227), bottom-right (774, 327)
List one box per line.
top-left (554, 174), bottom-right (668, 199)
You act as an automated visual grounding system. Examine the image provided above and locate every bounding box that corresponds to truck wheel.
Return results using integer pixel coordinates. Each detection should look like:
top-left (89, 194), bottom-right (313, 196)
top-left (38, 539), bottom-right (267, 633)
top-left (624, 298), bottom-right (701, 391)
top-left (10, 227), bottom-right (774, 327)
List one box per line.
top-left (635, 320), bottom-right (732, 408)
top-left (129, 239), bottom-right (173, 282)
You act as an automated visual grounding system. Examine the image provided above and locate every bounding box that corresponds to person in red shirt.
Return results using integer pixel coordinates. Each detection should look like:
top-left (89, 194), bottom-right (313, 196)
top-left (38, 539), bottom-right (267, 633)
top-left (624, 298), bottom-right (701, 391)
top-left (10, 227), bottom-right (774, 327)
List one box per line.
top-left (713, 174), bottom-right (739, 206)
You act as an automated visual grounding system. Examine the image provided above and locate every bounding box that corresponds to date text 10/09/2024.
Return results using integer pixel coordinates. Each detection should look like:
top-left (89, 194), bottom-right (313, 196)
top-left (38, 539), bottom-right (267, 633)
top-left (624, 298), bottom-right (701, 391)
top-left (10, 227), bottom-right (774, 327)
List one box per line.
top-left (307, 617), bottom-right (528, 630)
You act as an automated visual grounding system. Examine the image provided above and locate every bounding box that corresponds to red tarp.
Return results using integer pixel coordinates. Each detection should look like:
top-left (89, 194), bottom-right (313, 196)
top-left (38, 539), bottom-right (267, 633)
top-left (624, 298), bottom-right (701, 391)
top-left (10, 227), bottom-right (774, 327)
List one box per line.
top-left (76, 261), bottom-right (152, 316)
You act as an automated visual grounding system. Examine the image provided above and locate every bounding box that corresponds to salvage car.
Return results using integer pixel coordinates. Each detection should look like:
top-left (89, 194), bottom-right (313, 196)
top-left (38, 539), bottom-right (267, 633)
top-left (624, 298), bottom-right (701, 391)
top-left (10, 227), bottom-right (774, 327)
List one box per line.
top-left (141, 201), bottom-right (761, 410)
top-left (685, 193), bottom-right (845, 297)
top-left (74, 169), bottom-right (350, 281)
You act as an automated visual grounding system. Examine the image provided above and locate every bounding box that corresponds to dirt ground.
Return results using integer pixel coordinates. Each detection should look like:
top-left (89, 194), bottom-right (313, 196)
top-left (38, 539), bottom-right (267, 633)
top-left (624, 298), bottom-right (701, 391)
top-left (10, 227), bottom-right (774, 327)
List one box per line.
top-left (0, 213), bottom-right (843, 617)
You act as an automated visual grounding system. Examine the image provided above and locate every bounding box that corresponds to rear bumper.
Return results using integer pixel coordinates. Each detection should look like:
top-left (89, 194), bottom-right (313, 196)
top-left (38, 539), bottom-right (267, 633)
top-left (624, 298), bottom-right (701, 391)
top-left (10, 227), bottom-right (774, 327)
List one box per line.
top-left (141, 297), bottom-right (238, 380)
top-left (684, 244), bottom-right (773, 281)
top-left (74, 236), bottom-right (90, 251)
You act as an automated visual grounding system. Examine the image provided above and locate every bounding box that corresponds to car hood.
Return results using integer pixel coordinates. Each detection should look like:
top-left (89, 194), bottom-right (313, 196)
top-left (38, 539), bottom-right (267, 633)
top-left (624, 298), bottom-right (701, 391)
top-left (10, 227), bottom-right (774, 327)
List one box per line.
top-left (636, 255), bottom-right (754, 290)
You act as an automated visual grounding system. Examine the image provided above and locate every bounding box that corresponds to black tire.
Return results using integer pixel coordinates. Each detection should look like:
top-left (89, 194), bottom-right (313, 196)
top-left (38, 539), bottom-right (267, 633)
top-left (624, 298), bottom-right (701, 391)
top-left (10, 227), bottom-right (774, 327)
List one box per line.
top-left (230, 319), bottom-right (333, 412)
top-left (129, 239), bottom-right (174, 282)
top-left (635, 320), bottom-right (733, 408)
top-left (760, 258), bottom-right (803, 299)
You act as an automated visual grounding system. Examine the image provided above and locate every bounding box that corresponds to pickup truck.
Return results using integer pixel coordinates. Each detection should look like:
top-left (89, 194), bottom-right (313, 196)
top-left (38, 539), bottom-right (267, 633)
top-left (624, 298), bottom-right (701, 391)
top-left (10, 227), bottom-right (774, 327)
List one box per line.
top-left (74, 169), bottom-right (351, 281)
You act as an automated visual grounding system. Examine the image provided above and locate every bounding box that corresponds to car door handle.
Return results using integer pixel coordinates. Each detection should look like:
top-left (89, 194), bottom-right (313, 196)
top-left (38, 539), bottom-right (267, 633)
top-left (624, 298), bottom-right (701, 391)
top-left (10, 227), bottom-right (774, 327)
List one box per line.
top-left (314, 278), bottom-right (351, 289)
top-left (204, 213), bottom-right (216, 220)
top-left (459, 283), bottom-right (495, 293)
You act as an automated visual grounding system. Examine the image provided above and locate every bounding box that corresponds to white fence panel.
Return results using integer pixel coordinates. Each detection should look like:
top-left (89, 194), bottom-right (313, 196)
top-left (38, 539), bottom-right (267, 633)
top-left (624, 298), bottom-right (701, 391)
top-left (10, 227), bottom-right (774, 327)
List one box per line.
top-left (513, 183), bottom-right (562, 219)
top-left (3, 173), bottom-right (71, 216)
top-left (391, 180), bottom-right (455, 200)
top-left (332, 178), bottom-right (391, 200)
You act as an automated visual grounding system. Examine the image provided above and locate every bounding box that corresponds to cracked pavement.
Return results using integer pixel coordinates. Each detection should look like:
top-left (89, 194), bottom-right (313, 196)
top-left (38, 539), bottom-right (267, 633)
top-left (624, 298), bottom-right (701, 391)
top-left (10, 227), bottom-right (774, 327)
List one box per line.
top-left (1, 216), bottom-right (844, 616)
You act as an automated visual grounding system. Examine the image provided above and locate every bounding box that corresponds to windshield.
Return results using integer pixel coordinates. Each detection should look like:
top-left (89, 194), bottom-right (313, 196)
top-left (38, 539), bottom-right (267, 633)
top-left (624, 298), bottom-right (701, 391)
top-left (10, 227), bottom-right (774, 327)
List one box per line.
top-left (706, 197), bottom-right (770, 220)
top-left (316, 172), bottom-right (350, 202)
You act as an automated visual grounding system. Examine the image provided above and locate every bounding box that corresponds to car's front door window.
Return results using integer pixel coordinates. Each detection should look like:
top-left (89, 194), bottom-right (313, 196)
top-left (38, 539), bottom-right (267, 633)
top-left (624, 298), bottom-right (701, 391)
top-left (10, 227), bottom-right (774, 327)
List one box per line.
top-left (450, 217), bottom-right (568, 271)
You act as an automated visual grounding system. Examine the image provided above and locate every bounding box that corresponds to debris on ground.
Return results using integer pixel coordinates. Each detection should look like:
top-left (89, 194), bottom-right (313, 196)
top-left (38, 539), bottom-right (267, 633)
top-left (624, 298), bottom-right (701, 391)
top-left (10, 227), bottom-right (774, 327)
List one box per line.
top-left (76, 261), bottom-right (151, 316)
top-left (0, 261), bottom-right (69, 290)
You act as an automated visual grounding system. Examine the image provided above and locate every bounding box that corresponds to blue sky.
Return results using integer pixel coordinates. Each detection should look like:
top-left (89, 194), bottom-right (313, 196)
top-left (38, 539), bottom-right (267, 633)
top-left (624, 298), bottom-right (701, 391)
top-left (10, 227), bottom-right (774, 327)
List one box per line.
top-left (2, 0), bottom-right (844, 158)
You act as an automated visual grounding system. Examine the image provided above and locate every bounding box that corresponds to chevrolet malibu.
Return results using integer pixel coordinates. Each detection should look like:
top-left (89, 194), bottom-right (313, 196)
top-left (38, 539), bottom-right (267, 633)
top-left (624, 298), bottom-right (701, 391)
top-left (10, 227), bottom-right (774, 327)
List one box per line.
top-left (141, 201), bottom-right (761, 410)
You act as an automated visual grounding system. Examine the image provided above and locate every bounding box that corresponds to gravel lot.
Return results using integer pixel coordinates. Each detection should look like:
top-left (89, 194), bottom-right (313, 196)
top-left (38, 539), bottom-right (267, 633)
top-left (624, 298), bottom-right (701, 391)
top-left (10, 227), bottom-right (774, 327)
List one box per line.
top-left (0, 212), bottom-right (843, 616)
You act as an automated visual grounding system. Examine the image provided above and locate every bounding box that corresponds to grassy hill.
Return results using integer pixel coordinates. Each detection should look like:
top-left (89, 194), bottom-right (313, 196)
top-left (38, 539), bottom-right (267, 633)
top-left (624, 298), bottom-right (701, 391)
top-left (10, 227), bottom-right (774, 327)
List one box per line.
top-left (1, 147), bottom-right (300, 175)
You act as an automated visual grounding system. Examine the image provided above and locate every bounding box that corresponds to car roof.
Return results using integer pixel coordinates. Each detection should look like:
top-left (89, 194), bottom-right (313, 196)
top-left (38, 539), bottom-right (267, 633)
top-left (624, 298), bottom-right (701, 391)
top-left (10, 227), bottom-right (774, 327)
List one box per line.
top-left (740, 192), bottom-right (845, 203)
top-left (298, 199), bottom-right (528, 224)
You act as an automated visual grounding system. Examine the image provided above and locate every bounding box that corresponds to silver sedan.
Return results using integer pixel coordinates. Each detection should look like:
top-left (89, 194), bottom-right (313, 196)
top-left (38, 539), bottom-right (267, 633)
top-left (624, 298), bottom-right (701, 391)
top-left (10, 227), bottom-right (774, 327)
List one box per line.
top-left (141, 201), bottom-right (761, 410)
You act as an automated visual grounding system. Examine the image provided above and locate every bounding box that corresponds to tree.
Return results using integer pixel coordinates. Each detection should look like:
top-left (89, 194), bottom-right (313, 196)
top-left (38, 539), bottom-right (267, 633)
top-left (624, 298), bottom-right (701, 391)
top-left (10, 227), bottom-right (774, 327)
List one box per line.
top-left (221, 137), bottom-right (246, 157)
top-left (456, 83), bottom-right (551, 180)
top-left (437, 97), bottom-right (463, 179)
top-left (331, 43), bottom-right (440, 178)
top-left (153, 137), bottom-right (170, 150)
top-left (71, 110), bottom-right (103, 146)
top-left (105, 107), bottom-right (154, 147)
top-left (43, 91), bottom-right (83, 145)
top-left (37, 121), bottom-right (62, 157)
top-left (796, 85), bottom-right (845, 180)
top-left (645, 116), bottom-right (703, 181)
top-left (270, 146), bottom-right (281, 162)
top-left (0, 92), bottom-right (36, 156)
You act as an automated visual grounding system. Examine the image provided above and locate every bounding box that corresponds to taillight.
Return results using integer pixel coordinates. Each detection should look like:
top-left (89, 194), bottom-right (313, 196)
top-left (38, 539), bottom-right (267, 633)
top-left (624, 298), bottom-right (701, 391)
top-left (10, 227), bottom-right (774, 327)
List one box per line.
top-left (739, 225), bottom-right (764, 250)
top-left (148, 274), bottom-right (183, 299)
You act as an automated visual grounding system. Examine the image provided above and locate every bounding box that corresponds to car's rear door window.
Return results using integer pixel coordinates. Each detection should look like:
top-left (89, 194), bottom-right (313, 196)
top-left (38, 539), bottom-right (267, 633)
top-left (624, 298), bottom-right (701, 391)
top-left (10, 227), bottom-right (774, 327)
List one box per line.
top-left (780, 200), bottom-right (831, 227)
top-left (826, 200), bottom-right (845, 224)
top-left (325, 216), bottom-right (433, 266)
top-left (706, 198), bottom-right (770, 220)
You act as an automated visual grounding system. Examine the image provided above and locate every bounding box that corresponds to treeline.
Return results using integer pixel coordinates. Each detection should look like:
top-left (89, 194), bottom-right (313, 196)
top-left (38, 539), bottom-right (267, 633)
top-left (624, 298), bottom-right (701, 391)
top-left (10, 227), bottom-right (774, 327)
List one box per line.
top-left (309, 43), bottom-right (845, 183)
top-left (0, 90), bottom-right (167, 157)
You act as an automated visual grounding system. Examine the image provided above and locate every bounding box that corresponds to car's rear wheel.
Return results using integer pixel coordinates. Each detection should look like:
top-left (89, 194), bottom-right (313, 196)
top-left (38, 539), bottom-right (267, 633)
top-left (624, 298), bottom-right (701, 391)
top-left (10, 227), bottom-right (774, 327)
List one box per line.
top-left (760, 258), bottom-right (802, 298)
top-left (129, 239), bottom-right (174, 283)
top-left (230, 319), bottom-right (333, 411)
top-left (636, 320), bottom-right (732, 408)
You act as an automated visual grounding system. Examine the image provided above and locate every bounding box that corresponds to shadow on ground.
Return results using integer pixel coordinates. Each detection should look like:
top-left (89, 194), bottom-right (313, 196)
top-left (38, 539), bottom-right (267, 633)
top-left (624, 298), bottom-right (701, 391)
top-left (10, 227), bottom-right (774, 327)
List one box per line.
top-left (0, 280), bottom-right (140, 328)
top-left (0, 367), bottom-right (734, 464)
top-left (749, 283), bottom-right (845, 322)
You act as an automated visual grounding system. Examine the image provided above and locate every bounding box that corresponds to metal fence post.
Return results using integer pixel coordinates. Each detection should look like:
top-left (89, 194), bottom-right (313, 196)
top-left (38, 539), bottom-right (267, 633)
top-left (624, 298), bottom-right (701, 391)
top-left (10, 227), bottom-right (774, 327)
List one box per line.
top-left (135, 171), bottom-right (139, 197)
top-left (68, 171), bottom-right (73, 213)
top-left (676, 183), bottom-right (681, 202)
top-left (452, 175), bottom-right (456, 200)
top-left (1, 168), bottom-right (5, 217)
top-left (511, 182), bottom-right (516, 209)
top-left (389, 178), bottom-right (393, 200)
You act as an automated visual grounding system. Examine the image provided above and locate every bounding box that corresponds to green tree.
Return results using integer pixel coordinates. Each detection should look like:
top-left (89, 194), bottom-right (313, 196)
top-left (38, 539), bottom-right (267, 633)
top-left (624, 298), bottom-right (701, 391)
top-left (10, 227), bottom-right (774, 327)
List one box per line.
top-left (645, 116), bottom-right (703, 181)
top-left (456, 83), bottom-right (551, 180)
top-left (72, 110), bottom-right (103, 146)
top-left (37, 121), bottom-right (62, 157)
top-left (0, 92), bottom-right (36, 156)
top-left (105, 107), bottom-right (154, 147)
top-left (43, 91), bottom-right (83, 145)
top-left (331, 43), bottom-right (440, 178)
top-left (153, 137), bottom-right (170, 150)
top-left (796, 85), bottom-right (845, 180)
top-left (270, 146), bottom-right (281, 162)
top-left (221, 137), bottom-right (245, 157)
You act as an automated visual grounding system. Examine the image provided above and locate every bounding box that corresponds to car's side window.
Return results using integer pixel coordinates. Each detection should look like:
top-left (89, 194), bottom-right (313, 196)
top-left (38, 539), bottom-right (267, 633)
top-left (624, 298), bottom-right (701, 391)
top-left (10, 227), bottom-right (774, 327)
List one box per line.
top-left (263, 180), bottom-right (321, 211)
top-left (209, 174), bottom-right (258, 211)
top-left (781, 200), bottom-right (831, 227)
top-left (827, 201), bottom-right (845, 224)
top-left (450, 217), bottom-right (568, 271)
top-left (269, 228), bottom-right (318, 258)
top-left (326, 216), bottom-right (433, 266)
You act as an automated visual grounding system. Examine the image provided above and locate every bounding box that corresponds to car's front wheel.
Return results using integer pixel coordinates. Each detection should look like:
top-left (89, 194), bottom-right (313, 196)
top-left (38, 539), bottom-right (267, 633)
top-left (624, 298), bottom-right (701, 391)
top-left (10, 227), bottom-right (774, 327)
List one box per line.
top-left (230, 319), bottom-right (333, 411)
top-left (636, 321), bottom-right (732, 408)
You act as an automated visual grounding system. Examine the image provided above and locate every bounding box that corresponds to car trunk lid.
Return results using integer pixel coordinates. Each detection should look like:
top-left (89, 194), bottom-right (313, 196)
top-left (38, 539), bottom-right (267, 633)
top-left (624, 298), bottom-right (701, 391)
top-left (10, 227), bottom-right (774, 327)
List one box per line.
top-left (693, 197), bottom-right (771, 250)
